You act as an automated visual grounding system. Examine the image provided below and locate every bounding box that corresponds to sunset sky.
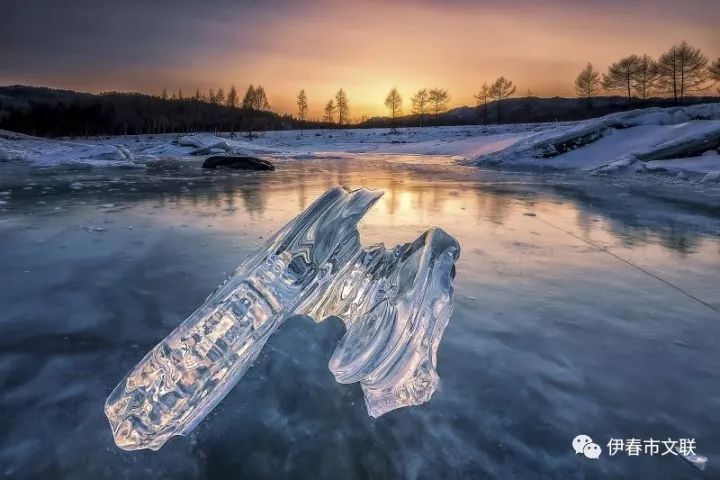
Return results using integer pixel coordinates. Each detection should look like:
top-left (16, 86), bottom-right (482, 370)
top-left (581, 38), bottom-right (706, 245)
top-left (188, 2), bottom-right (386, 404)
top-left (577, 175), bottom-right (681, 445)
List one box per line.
top-left (3, 0), bottom-right (719, 117)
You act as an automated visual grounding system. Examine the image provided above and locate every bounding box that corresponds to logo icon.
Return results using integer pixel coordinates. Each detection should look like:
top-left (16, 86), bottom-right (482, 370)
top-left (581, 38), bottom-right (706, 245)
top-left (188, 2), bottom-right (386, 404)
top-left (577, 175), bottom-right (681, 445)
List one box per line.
top-left (573, 434), bottom-right (602, 459)
top-left (583, 442), bottom-right (602, 459)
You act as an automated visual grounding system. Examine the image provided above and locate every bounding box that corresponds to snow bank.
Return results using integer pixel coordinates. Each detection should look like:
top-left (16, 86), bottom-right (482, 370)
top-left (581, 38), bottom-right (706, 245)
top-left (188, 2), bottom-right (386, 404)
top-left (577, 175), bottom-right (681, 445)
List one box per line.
top-left (0, 132), bottom-right (279, 168)
top-left (643, 155), bottom-right (720, 174)
top-left (0, 134), bottom-right (145, 168)
top-left (467, 103), bottom-right (720, 175)
top-left (0, 124), bottom-right (547, 168)
top-left (2, 104), bottom-right (719, 176)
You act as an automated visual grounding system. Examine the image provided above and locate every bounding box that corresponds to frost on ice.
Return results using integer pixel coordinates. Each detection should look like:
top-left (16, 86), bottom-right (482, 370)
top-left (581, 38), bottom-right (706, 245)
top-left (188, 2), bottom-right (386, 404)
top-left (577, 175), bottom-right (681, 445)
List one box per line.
top-left (105, 187), bottom-right (460, 451)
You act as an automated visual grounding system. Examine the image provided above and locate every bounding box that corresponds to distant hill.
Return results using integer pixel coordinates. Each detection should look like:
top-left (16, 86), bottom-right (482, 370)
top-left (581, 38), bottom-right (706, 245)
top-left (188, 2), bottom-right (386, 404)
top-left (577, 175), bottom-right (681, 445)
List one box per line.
top-left (2, 84), bottom-right (719, 137)
top-left (360, 95), bottom-right (720, 128)
top-left (0, 85), bottom-right (94, 111)
top-left (0, 85), bottom-right (296, 137)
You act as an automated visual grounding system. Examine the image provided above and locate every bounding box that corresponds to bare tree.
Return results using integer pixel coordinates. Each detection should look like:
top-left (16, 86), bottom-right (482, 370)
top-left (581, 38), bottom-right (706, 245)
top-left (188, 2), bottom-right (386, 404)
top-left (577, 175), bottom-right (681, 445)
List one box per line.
top-left (490, 76), bottom-right (516, 123)
top-left (384, 87), bottom-right (402, 131)
top-left (254, 85), bottom-right (271, 110)
top-left (428, 88), bottom-right (450, 121)
top-left (223, 86), bottom-right (238, 134)
top-left (241, 85), bottom-right (260, 138)
top-left (215, 88), bottom-right (226, 106)
top-left (709, 57), bottom-right (720, 93)
top-left (297, 89), bottom-right (309, 133)
top-left (473, 83), bottom-right (491, 124)
top-left (242, 84), bottom-right (271, 111)
top-left (226, 85), bottom-right (238, 108)
top-left (323, 99), bottom-right (336, 124)
top-left (575, 63), bottom-right (601, 108)
top-left (242, 85), bottom-right (256, 109)
top-left (602, 55), bottom-right (640, 105)
top-left (657, 42), bottom-right (708, 103)
top-left (335, 88), bottom-right (350, 126)
top-left (632, 54), bottom-right (658, 101)
top-left (411, 88), bottom-right (430, 127)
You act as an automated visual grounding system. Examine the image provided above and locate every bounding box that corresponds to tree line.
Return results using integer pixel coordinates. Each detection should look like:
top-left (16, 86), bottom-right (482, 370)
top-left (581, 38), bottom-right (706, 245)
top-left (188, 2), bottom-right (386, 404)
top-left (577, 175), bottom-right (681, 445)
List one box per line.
top-left (371, 41), bottom-right (720, 127)
top-left (376, 80), bottom-right (511, 128)
top-left (159, 84), bottom-right (271, 111)
top-left (0, 84), bottom-right (292, 137)
top-left (381, 87), bottom-right (453, 128)
top-left (575, 42), bottom-right (720, 108)
top-left (2, 42), bottom-right (719, 136)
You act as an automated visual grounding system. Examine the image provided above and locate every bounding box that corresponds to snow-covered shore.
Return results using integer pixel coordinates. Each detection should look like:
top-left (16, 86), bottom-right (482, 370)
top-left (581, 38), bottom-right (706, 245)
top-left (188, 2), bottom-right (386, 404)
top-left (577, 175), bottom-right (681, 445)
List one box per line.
top-left (467, 103), bottom-right (720, 181)
top-left (0, 123), bottom-right (549, 168)
top-left (1, 103), bottom-right (719, 181)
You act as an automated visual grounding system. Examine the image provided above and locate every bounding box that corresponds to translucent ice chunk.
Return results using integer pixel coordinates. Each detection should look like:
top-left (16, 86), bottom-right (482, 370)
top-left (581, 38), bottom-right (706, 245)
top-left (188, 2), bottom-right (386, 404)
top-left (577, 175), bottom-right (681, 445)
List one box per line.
top-left (298, 227), bottom-right (459, 418)
top-left (105, 187), bottom-right (460, 451)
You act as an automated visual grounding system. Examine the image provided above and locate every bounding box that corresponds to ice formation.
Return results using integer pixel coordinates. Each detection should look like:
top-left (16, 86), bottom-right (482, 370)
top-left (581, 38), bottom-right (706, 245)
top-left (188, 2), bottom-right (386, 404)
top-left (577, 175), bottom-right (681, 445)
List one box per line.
top-left (105, 187), bottom-right (460, 451)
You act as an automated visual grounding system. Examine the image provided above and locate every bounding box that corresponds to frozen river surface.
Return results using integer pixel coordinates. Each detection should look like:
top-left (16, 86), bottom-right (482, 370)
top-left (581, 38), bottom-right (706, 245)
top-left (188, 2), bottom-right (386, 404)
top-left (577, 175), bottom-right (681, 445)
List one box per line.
top-left (1, 154), bottom-right (720, 478)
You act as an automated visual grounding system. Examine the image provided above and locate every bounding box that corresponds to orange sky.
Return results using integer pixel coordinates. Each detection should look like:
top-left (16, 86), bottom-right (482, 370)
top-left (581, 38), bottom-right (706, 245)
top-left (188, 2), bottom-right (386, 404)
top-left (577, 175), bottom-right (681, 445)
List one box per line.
top-left (3, 0), bottom-right (719, 117)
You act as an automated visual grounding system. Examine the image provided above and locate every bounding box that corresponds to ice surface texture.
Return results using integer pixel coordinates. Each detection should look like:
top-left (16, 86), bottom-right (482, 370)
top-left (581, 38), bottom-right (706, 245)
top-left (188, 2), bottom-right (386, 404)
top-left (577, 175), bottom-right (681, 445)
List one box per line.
top-left (105, 187), bottom-right (460, 451)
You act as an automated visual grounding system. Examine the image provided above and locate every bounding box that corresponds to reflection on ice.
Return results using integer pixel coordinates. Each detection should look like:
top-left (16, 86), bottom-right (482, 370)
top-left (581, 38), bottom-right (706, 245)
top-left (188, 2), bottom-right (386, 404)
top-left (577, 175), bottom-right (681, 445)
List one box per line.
top-left (3, 156), bottom-right (720, 477)
top-left (105, 187), bottom-right (460, 450)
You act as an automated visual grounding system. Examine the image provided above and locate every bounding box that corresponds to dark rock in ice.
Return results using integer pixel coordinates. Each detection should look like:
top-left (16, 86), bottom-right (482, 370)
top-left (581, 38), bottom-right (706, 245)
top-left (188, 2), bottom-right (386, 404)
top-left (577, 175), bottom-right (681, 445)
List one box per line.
top-left (202, 155), bottom-right (275, 171)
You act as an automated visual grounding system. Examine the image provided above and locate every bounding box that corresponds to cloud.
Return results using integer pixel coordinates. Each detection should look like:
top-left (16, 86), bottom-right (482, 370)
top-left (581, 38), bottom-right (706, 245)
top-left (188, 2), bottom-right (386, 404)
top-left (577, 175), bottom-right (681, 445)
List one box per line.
top-left (0, 0), bottom-right (305, 74)
top-left (1, 0), bottom-right (717, 114)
